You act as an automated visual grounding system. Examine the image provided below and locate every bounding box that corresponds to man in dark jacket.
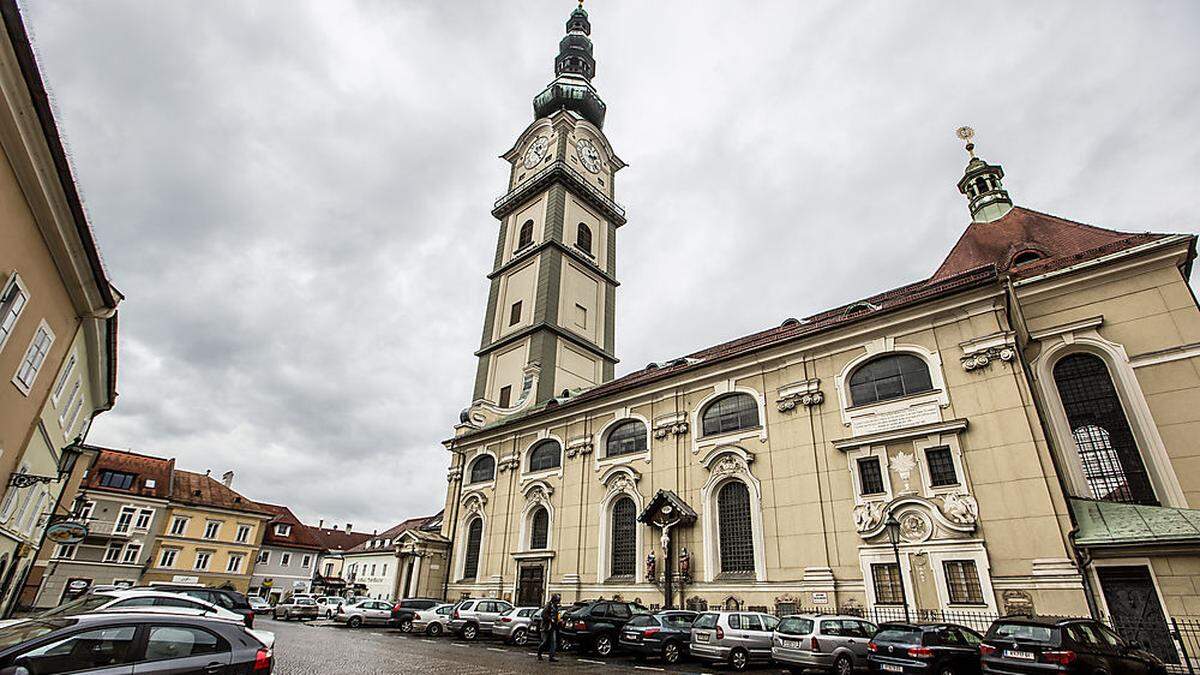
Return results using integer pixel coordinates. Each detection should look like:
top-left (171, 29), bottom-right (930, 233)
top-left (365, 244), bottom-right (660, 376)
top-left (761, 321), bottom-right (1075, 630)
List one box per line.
top-left (536, 593), bottom-right (561, 661)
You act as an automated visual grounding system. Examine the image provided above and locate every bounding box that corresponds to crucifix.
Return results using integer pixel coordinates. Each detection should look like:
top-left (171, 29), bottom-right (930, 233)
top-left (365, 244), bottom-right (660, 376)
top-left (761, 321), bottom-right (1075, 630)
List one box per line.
top-left (651, 505), bottom-right (681, 609)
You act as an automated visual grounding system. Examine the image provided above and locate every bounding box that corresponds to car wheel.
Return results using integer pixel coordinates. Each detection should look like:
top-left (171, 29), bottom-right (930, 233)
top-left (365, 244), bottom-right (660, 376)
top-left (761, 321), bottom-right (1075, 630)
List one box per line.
top-left (937, 667), bottom-right (955, 675)
top-left (835, 655), bottom-right (853, 675)
top-left (462, 623), bottom-right (478, 641)
top-left (427, 623), bottom-right (443, 637)
top-left (512, 627), bottom-right (528, 646)
top-left (594, 633), bottom-right (614, 657)
top-left (729, 647), bottom-right (749, 671)
top-left (662, 640), bottom-right (682, 665)
top-left (399, 619), bottom-right (413, 633)
top-left (348, 616), bottom-right (363, 628)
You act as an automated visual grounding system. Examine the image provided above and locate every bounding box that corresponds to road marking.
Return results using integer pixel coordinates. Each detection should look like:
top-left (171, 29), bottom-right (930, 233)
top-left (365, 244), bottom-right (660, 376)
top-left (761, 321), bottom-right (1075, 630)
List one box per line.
top-left (451, 643), bottom-right (469, 648)
top-left (633, 668), bottom-right (664, 672)
top-left (487, 647), bottom-right (506, 652)
top-left (578, 658), bottom-right (604, 664)
top-left (421, 639), bottom-right (435, 643)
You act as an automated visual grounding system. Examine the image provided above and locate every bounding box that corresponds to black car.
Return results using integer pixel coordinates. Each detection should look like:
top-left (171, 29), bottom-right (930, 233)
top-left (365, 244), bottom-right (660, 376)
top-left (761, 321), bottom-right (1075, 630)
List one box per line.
top-left (559, 600), bottom-right (650, 657)
top-left (867, 622), bottom-right (983, 674)
top-left (0, 612), bottom-right (272, 674)
top-left (618, 610), bottom-right (697, 665)
top-left (980, 616), bottom-right (1167, 674)
top-left (390, 598), bottom-right (442, 632)
top-left (133, 585), bottom-right (256, 628)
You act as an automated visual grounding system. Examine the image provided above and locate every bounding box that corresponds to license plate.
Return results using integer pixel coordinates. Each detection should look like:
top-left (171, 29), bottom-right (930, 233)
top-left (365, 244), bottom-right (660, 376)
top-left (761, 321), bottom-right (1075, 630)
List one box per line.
top-left (783, 639), bottom-right (802, 649)
top-left (881, 665), bottom-right (904, 673)
top-left (624, 632), bottom-right (639, 641)
top-left (1004, 649), bottom-right (1035, 661)
top-left (695, 633), bottom-right (710, 642)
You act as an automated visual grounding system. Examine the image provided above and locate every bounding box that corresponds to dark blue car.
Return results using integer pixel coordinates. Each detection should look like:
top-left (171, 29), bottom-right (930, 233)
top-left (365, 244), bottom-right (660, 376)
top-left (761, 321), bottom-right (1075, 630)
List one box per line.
top-left (618, 610), bottom-right (697, 665)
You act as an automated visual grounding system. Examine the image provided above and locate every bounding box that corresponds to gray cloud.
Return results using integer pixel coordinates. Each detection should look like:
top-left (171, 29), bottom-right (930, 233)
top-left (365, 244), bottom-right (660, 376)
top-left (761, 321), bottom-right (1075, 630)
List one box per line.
top-left (20, 0), bottom-right (1200, 532)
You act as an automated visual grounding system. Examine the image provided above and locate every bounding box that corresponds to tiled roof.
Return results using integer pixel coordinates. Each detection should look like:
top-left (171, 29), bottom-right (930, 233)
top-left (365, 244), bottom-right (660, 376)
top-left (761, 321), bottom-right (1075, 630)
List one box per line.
top-left (308, 527), bottom-right (371, 552)
top-left (81, 446), bottom-right (173, 500)
top-left (346, 514), bottom-right (441, 554)
top-left (256, 503), bottom-right (323, 550)
top-left (170, 470), bottom-right (273, 517)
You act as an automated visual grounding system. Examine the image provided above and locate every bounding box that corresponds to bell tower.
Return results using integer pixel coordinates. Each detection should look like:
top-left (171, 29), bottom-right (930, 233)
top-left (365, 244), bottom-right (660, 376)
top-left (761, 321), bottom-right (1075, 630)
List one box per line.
top-left (955, 126), bottom-right (1014, 223)
top-left (467, 3), bottom-right (625, 419)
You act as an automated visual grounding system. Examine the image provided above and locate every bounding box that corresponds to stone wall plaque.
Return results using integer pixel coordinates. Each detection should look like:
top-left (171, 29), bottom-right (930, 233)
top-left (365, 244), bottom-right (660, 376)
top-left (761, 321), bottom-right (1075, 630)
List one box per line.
top-left (849, 401), bottom-right (940, 436)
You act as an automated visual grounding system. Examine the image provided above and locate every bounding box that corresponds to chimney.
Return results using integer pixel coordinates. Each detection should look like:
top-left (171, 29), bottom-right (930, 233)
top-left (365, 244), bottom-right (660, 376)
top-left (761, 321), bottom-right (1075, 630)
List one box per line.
top-left (221, 471), bottom-right (234, 487)
top-left (318, 519), bottom-right (324, 529)
top-left (346, 523), bottom-right (353, 533)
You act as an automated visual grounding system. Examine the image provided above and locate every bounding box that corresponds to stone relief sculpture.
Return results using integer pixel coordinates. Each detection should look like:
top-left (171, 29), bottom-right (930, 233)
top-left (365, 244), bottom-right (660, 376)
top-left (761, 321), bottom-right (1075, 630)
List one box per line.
top-left (853, 501), bottom-right (886, 533)
top-left (891, 451), bottom-right (918, 493)
top-left (941, 491), bottom-right (980, 525)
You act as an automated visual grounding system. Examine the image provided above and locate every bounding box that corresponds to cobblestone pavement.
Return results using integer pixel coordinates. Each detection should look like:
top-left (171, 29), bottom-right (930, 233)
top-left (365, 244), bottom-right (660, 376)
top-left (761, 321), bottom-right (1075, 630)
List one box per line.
top-left (263, 617), bottom-right (790, 674)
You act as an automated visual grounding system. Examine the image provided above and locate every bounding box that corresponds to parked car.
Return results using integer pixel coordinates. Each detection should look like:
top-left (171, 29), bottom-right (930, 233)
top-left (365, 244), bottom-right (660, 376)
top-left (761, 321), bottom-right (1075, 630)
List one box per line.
top-left (689, 610), bottom-right (780, 670)
top-left (867, 622), bottom-right (983, 674)
top-left (492, 607), bottom-right (541, 646)
top-left (249, 596), bottom-right (273, 615)
top-left (411, 604), bottom-right (455, 637)
top-left (980, 616), bottom-right (1167, 675)
top-left (390, 598), bottom-right (443, 632)
top-left (315, 596), bottom-right (345, 618)
top-left (0, 590), bottom-right (247, 629)
top-left (0, 612), bottom-right (273, 674)
top-left (333, 599), bottom-right (395, 628)
top-left (618, 610), bottom-right (697, 665)
top-left (449, 598), bottom-right (514, 641)
top-left (272, 596), bottom-right (319, 621)
top-left (772, 614), bottom-right (877, 674)
top-left (559, 599), bottom-right (651, 657)
top-left (135, 584), bottom-right (256, 628)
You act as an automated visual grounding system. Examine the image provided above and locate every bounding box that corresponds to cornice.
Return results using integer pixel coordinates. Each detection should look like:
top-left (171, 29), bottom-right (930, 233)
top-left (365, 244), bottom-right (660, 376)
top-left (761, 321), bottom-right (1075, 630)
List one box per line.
top-left (492, 160), bottom-right (626, 226)
top-left (488, 239), bottom-right (620, 287)
top-left (475, 320), bottom-right (618, 363)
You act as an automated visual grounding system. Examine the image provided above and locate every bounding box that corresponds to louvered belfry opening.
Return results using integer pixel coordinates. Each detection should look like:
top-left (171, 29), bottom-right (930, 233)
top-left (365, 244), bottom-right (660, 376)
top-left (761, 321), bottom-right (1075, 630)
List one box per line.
top-left (717, 481), bottom-right (754, 574)
top-left (1053, 353), bottom-right (1157, 505)
top-left (610, 497), bottom-right (636, 577)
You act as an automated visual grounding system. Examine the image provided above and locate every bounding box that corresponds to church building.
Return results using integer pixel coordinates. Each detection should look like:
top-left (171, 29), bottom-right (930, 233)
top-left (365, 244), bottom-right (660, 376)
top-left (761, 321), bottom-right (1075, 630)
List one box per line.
top-left (440, 5), bottom-right (1200, 660)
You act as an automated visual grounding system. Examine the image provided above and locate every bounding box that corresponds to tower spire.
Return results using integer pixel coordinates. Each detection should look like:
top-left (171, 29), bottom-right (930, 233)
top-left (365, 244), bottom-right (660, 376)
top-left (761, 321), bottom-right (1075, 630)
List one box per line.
top-left (955, 126), bottom-right (1013, 222)
top-left (533, 2), bottom-right (607, 128)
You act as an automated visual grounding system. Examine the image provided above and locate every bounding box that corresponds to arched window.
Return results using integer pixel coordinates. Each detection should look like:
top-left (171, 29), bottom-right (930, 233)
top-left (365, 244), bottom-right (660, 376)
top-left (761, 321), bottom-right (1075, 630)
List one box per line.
top-left (529, 507), bottom-right (549, 550)
top-left (605, 420), bottom-right (647, 457)
top-left (848, 353), bottom-right (934, 406)
top-left (1053, 353), bottom-right (1157, 505)
top-left (468, 455), bottom-right (495, 484)
top-left (528, 441), bottom-right (561, 472)
top-left (610, 497), bottom-right (636, 577)
top-left (517, 220), bottom-right (534, 249)
top-left (576, 223), bottom-right (593, 255)
top-left (701, 393), bottom-right (759, 436)
top-left (1012, 250), bottom-right (1043, 266)
top-left (462, 518), bottom-right (483, 579)
top-left (717, 481), bottom-right (754, 574)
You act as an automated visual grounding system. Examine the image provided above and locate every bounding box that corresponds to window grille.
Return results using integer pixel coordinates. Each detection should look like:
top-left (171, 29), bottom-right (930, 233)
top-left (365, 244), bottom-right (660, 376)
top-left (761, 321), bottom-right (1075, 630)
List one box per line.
top-left (528, 441), bottom-right (561, 472)
top-left (848, 354), bottom-right (933, 406)
top-left (463, 518), bottom-right (483, 579)
top-left (925, 446), bottom-right (958, 487)
top-left (518, 220), bottom-right (534, 248)
top-left (606, 420), bottom-right (647, 457)
top-left (468, 455), bottom-right (495, 484)
top-left (717, 481), bottom-right (754, 574)
top-left (701, 394), bottom-right (759, 436)
top-left (530, 507), bottom-right (549, 550)
top-left (943, 560), bottom-right (984, 605)
top-left (858, 457), bottom-right (885, 495)
top-left (610, 497), bottom-right (636, 577)
top-left (1053, 353), bottom-right (1157, 505)
top-left (576, 223), bottom-right (593, 254)
top-left (872, 563), bottom-right (904, 605)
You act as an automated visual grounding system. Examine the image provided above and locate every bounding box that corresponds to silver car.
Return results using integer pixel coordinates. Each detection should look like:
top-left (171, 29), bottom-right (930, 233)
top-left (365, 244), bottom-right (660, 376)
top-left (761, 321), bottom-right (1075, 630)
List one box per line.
top-left (772, 614), bottom-right (877, 674)
top-left (411, 603), bottom-right (455, 636)
top-left (448, 598), bottom-right (514, 640)
top-left (491, 606), bottom-right (540, 645)
top-left (315, 596), bottom-right (346, 618)
top-left (690, 610), bottom-right (779, 670)
top-left (333, 599), bottom-right (393, 628)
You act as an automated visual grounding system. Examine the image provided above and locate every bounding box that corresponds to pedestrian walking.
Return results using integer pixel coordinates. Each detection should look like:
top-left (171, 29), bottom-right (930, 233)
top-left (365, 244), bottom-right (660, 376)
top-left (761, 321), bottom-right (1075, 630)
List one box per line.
top-left (536, 593), bottom-right (561, 662)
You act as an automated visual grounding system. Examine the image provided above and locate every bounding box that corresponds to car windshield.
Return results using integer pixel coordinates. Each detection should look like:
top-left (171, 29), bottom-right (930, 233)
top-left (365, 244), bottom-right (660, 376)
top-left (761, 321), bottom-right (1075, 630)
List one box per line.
top-left (36, 594), bottom-right (116, 618)
top-left (296, 599), bottom-right (316, 605)
top-left (777, 617), bottom-right (814, 635)
top-left (992, 623), bottom-right (1057, 643)
top-left (0, 620), bottom-right (75, 649)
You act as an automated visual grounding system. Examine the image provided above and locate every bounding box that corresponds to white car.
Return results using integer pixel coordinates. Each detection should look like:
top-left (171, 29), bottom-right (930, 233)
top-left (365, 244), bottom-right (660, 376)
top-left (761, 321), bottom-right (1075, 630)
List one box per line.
top-left (1, 590), bottom-right (246, 629)
top-left (411, 603), bottom-right (455, 636)
top-left (316, 596), bottom-right (346, 618)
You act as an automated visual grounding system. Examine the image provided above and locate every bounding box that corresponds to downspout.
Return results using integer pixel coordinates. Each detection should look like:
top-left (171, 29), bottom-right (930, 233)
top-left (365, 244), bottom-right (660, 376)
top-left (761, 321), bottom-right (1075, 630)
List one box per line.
top-left (1003, 277), bottom-right (1100, 618)
top-left (441, 438), bottom-right (465, 602)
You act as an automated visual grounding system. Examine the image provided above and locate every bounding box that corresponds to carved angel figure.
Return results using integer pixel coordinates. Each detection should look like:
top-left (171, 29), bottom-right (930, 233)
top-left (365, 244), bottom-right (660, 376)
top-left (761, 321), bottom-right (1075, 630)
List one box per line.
top-left (941, 491), bottom-right (979, 525)
top-left (853, 501), bottom-right (886, 533)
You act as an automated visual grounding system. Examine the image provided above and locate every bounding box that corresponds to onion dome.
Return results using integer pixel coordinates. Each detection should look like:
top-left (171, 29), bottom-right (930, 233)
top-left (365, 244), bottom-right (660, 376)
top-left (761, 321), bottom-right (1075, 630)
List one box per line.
top-left (533, 3), bottom-right (607, 128)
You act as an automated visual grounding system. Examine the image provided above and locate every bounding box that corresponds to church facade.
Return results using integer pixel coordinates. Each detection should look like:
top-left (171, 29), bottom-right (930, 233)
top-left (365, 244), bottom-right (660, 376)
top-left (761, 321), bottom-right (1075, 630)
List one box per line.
top-left (440, 4), bottom-right (1200, 652)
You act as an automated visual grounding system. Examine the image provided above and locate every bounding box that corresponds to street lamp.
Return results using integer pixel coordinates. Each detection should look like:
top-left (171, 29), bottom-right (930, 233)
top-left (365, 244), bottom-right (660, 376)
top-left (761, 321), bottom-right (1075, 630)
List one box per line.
top-left (883, 514), bottom-right (911, 623)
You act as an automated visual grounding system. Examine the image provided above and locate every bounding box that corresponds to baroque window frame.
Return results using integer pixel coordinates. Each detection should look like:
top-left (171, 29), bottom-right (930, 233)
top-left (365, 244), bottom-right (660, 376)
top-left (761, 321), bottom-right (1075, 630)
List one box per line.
top-left (834, 339), bottom-right (950, 433)
top-left (595, 466), bottom-right (644, 584)
top-left (699, 449), bottom-right (767, 582)
top-left (594, 410), bottom-right (652, 472)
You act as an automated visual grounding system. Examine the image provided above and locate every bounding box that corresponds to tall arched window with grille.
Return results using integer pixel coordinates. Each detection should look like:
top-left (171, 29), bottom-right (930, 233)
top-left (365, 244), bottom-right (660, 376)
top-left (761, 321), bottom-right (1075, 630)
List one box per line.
top-left (717, 481), bottom-right (754, 574)
top-left (528, 441), bottom-right (561, 472)
top-left (576, 223), bottom-right (593, 255)
top-left (701, 393), bottom-right (759, 436)
top-left (468, 455), bottom-right (495, 484)
top-left (848, 353), bottom-right (934, 406)
top-left (463, 518), bottom-right (483, 580)
top-left (529, 507), bottom-right (549, 550)
top-left (605, 420), bottom-right (647, 457)
top-left (610, 497), bottom-right (636, 577)
top-left (1053, 353), bottom-right (1157, 505)
top-left (517, 219), bottom-right (534, 249)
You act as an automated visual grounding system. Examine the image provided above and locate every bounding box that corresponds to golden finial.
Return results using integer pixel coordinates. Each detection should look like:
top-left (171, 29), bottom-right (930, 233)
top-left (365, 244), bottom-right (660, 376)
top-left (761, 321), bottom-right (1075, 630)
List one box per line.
top-left (956, 126), bottom-right (976, 158)
top-left (578, 0), bottom-right (584, 6)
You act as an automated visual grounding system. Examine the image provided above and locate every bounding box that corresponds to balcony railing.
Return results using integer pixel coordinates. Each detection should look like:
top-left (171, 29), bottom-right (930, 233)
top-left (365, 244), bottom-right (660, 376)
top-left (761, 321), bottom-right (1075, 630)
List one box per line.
top-left (492, 161), bottom-right (626, 224)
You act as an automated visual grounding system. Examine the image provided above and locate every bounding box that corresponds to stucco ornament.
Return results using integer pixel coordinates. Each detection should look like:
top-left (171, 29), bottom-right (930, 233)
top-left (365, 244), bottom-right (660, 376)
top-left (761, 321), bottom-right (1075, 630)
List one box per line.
top-left (497, 453), bottom-right (520, 473)
top-left (446, 468), bottom-right (463, 483)
top-left (899, 510), bottom-right (932, 543)
top-left (652, 420), bottom-right (689, 440)
top-left (462, 492), bottom-right (488, 517)
top-left (941, 491), bottom-right (980, 525)
top-left (710, 455), bottom-right (747, 481)
top-left (565, 438), bottom-right (594, 459)
top-left (526, 484), bottom-right (553, 508)
top-left (891, 451), bottom-right (918, 492)
top-left (776, 391), bottom-right (824, 412)
top-left (605, 473), bottom-right (637, 498)
top-left (853, 501), bottom-right (886, 533)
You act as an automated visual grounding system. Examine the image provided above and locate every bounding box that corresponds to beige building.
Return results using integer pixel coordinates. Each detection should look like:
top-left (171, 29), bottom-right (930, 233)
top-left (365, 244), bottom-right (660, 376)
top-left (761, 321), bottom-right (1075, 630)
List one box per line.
top-left (440, 5), bottom-right (1200, 664)
top-left (0, 1), bottom-right (119, 614)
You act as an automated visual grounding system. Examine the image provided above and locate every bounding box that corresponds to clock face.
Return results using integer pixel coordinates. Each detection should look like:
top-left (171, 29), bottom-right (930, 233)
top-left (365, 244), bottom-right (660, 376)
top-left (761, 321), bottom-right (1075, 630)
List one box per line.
top-left (523, 136), bottom-right (549, 169)
top-left (576, 139), bottom-right (602, 173)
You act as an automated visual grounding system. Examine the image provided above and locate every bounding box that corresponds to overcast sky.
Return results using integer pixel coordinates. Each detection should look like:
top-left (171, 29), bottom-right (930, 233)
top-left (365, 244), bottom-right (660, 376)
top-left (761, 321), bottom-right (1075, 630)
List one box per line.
top-left (20, 1), bottom-right (1200, 533)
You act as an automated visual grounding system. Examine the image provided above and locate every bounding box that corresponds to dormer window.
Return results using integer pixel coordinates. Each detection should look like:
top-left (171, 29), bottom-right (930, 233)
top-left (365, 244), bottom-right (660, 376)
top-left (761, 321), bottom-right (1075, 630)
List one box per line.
top-left (1011, 250), bottom-right (1044, 267)
top-left (517, 220), bottom-right (534, 249)
top-left (97, 470), bottom-right (136, 490)
top-left (274, 523), bottom-right (292, 537)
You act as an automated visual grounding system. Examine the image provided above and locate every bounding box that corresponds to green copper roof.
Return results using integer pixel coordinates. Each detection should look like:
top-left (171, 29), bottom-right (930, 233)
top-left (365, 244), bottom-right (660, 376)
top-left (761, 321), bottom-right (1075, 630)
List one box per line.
top-left (1070, 498), bottom-right (1200, 547)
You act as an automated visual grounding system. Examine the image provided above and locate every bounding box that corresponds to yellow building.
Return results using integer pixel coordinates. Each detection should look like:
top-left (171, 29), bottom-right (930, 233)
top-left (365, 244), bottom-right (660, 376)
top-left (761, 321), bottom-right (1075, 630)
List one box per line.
top-left (142, 470), bottom-right (270, 592)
